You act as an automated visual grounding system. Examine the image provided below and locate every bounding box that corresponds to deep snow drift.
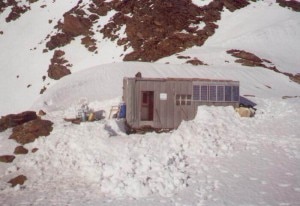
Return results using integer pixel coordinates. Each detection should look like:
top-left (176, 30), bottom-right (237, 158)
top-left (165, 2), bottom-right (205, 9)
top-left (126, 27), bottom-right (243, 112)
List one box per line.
top-left (1, 0), bottom-right (300, 205)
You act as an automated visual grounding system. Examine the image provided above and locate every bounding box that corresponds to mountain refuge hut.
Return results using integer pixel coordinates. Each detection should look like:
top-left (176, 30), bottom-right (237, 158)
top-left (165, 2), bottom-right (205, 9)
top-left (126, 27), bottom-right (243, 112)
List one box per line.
top-left (122, 77), bottom-right (240, 132)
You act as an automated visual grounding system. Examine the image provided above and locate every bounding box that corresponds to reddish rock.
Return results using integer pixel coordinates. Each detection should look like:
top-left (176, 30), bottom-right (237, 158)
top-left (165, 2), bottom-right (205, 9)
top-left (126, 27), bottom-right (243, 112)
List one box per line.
top-left (47, 50), bottom-right (71, 80)
top-left (46, 33), bottom-right (73, 50)
top-left (0, 111), bottom-right (38, 132)
top-left (5, 5), bottom-right (30, 22)
top-left (186, 58), bottom-right (207, 66)
top-left (9, 119), bottom-right (53, 145)
top-left (277, 0), bottom-right (300, 12)
top-left (0, 155), bottom-right (15, 163)
top-left (227, 49), bottom-right (266, 67)
top-left (48, 64), bottom-right (71, 80)
top-left (32, 148), bottom-right (39, 153)
top-left (14, 146), bottom-right (29, 155)
top-left (222, 0), bottom-right (250, 12)
top-left (62, 14), bottom-right (92, 36)
top-left (8, 175), bottom-right (27, 187)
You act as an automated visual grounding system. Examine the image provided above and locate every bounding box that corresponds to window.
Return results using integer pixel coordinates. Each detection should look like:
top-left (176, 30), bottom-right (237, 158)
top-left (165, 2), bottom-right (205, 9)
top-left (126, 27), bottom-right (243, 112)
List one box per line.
top-left (209, 86), bottom-right (217, 101)
top-left (200, 86), bottom-right (208, 101)
top-left (187, 95), bottom-right (192, 105)
top-left (193, 85), bottom-right (200, 100)
top-left (232, 86), bottom-right (239, 101)
top-left (217, 86), bottom-right (224, 101)
top-left (225, 86), bottom-right (232, 101)
top-left (181, 95), bottom-right (186, 105)
top-left (176, 94), bottom-right (192, 106)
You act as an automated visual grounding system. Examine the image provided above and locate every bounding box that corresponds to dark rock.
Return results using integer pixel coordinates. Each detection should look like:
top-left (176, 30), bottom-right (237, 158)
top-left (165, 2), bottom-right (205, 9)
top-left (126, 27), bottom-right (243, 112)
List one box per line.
top-left (222, 0), bottom-right (250, 12)
top-left (46, 33), bottom-right (73, 50)
top-left (0, 111), bottom-right (38, 132)
top-left (32, 148), bottom-right (39, 153)
top-left (5, 5), bottom-right (30, 22)
top-left (38, 110), bottom-right (46, 116)
top-left (0, 155), bottom-right (15, 163)
top-left (14, 146), bottom-right (29, 155)
top-left (277, 0), bottom-right (300, 12)
top-left (62, 14), bottom-right (92, 36)
top-left (186, 58), bottom-right (206, 66)
top-left (8, 175), bottom-right (27, 187)
top-left (48, 64), bottom-right (71, 80)
top-left (9, 119), bottom-right (53, 145)
top-left (47, 50), bottom-right (71, 80)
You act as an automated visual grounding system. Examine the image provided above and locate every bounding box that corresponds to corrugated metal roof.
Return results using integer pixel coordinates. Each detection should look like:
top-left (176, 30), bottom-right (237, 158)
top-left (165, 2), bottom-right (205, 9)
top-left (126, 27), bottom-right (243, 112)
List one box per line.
top-left (124, 77), bottom-right (239, 83)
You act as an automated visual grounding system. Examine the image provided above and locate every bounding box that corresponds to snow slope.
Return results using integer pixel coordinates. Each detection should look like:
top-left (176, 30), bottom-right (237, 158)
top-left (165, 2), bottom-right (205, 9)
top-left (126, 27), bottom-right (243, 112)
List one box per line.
top-left (0, 1), bottom-right (299, 115)
top-left (1, 1), bottom-right (300, 205)
top-left (0, 67), bottom-right (299, 204)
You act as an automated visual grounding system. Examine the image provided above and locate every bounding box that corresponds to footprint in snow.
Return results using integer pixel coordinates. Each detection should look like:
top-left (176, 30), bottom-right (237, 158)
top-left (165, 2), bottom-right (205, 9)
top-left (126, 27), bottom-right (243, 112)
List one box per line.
top-left (293, 187), bottom-right (300, 192)
top-left (285, 172), bottom-right (294, 176)
top-left (233, 174), bottom-right (241, 178)
top-left (279, 203), bottom-right (291, 206)
top-left (261, 180), bottom-right (267, 185)
top-left (249, 177), bottom-right (258, 181)
top-left (278, 183), bottom-right (290, 188)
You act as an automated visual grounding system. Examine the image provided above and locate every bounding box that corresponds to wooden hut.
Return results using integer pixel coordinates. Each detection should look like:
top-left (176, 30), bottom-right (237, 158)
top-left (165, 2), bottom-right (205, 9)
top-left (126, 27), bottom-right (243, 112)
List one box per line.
top-left (123, 77), bottom-right (240, 131)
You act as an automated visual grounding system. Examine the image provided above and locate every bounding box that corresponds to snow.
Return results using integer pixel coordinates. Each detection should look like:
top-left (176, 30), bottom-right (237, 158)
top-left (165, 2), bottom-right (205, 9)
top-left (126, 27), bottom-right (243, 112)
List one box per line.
top-left (1, 1), bottom-right (300, 206)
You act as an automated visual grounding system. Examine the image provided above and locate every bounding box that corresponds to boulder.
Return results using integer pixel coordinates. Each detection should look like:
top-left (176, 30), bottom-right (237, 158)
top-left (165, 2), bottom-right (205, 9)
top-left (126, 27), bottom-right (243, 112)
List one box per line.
top-left (235, 107), bottom-right (256, 118)
top-left (8, 175), bottom-right (27, 187)
top-left (9, 119), bottom-right (53, 145)
top-left (0, 155), bottom-right (15, 163)
top-left (0, 111), bottom-right (37, 132)
top-left (14, 146), bottom-right (29, 155)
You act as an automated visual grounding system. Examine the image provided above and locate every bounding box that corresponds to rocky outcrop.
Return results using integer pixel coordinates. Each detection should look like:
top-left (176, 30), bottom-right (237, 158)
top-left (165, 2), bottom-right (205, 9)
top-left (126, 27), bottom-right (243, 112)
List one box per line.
top-left (186, 58), bottom-right (207, 66)
top-left (45, 0), bottom-right (251, 62)
top-left (227, 49), bottom-right (267, 68)
top-left (47, 50), bottom-right (71, 80)
top-left (227, 49), bottom-right (300, 84)
top-left (222, 0), bottom-right (250, 12)
top-left (277, 0), bottom-right (300, 12)
top-left (8, 175), bottom-right (27, 187)
top-left (0, 111), bottom-right (37, 132)
top-left (0, 155), bottom-right (15, 163)
top-left (1, 0), bottom-right (39, 22)
top-left (9, 119), bottom-right (54, 145)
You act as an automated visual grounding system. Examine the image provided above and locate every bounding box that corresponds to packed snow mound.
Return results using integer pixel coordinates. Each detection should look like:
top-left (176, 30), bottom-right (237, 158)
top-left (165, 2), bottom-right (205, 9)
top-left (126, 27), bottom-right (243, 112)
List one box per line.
top-left (1, 105), bottom-right (243, 199)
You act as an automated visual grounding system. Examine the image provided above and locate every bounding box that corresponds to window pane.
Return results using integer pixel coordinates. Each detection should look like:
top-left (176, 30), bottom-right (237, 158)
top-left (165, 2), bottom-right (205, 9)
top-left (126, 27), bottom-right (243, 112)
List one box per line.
top-left (176, 95), bottom-right (180, 105)
top-left (225, 86), bottom-right (232, 101)
top-left (217, 86), bottom-right (224, 101)
top-left (232, 86), bottom-right (239, 101)
top-left (193, 85), bottom-right (200, 100)
top-left (187, 95), bottom-right (192, 105)
top-left (200, 86), bottom-right (208, 101)
top-left (209, 86), bottom-right (217, 101)
top-left (181, 95), bottom-right (186, 105)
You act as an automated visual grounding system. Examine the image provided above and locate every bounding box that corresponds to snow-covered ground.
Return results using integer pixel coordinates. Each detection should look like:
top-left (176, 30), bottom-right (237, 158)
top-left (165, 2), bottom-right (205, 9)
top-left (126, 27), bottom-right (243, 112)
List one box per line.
top-left (1, 0), bottom-right (300, 205)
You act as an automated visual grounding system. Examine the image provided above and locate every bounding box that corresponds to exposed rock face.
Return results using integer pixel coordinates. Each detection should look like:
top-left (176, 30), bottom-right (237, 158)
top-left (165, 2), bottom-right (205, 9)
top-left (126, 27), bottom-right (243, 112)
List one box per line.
top-left (5, 5), bottom-right (30, 22)
top-left (277, 0), bottom-right (300, 11)
top-left (227, 49), bottom-right (300, 84)
top-left (47, 50), bottom-right (71, 80)
top-left (227, 49), bottom-right (266, 68)
top-left (14, 146), bottom-right (29, 155)
top-left (0, 111), bottom-right (38, 132)
top-left (0, 155), bottom-right (15, 163)
top-left (45, 0), bottom-right (250, 62)
top-left (222, 0), bottom-right (250, 12)
top-left (8, 175), bottom-right (27, 187)
top-left (62, 13), bottom-right (93, 36)
top-left (9, 119), bottom-right (54, 145)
